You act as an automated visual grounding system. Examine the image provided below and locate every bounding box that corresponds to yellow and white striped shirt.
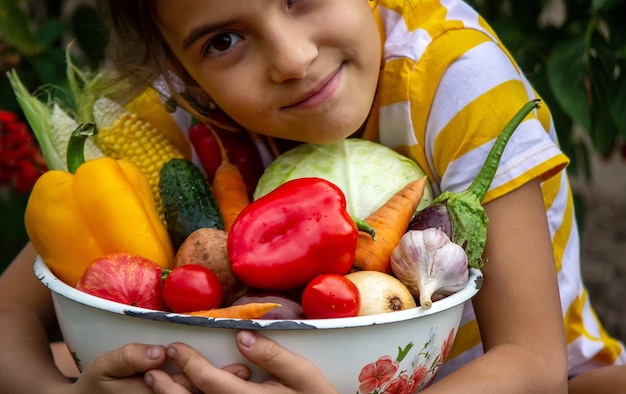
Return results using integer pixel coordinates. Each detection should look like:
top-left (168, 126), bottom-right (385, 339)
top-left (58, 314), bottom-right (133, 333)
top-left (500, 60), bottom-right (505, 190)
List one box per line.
top-left (364, 0), bottom-right (626, 378)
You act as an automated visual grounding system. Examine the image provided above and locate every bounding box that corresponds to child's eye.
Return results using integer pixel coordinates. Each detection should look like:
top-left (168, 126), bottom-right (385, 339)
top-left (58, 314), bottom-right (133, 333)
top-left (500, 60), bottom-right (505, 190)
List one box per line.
top-left (204, 32), bottom-right (243, 55)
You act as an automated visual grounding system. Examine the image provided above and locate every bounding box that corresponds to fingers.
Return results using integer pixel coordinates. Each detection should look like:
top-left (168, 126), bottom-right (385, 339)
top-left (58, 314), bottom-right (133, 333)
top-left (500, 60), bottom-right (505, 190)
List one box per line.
top-left (148, 343), bottom-right (253, 394)
top-left (73, 344), bottom-right (167, 393)
top-left (235, 331), bottom-right (310, 385)
top-left (144, 369), bottom-right (198, 394)
top-left (235, 330), bottom-right (337, 393)
top-left (86, 343), bottom-right (167, 379)
top-left (148, 334), bottom-right (338, 394)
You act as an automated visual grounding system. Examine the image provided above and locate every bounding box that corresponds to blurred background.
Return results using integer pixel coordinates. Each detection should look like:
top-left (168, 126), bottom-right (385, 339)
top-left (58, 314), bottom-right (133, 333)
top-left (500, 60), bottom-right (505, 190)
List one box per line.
top-left (1, 0), bottom-right (625, 340)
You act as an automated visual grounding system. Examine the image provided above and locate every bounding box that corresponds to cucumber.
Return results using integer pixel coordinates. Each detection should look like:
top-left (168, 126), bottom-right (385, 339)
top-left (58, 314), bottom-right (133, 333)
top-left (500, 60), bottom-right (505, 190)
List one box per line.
top-left (159, 158), bottom-right (225, 250)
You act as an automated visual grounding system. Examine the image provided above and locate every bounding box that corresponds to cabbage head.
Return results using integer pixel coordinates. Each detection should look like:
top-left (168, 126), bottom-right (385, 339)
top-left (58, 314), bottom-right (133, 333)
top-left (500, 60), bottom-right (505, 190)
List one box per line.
top-left (254, 139), bottom-right (433, 219)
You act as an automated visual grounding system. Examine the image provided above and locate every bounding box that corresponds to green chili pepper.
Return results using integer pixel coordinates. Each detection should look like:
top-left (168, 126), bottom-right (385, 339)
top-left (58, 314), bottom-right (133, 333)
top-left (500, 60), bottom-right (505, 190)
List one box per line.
top-left (409, 99), bottom-right (542, 268)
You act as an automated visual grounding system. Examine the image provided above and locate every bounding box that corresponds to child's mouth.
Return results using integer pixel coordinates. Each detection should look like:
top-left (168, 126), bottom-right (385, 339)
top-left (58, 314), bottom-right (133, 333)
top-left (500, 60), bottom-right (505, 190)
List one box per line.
top-left (284, 66), bottom-right (342, 110)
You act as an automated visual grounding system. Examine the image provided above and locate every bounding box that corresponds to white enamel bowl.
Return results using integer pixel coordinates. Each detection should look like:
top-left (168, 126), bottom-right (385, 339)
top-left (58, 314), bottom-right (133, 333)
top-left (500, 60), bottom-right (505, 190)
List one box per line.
top-left (35, 257), bottom-right (482, 393)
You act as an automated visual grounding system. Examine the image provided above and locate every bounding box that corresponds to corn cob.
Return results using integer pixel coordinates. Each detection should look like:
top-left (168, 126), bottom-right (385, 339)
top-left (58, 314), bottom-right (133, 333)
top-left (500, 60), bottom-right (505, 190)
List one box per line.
top-left (124, 86), bottom-right (192, 160)
top-left (93, 96), bottom-right (185, 221)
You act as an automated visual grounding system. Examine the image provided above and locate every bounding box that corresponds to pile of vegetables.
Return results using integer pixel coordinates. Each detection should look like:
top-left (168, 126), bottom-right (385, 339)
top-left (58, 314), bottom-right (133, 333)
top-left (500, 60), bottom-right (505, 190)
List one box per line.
top-left (8, 57), bottom-right (540, 319)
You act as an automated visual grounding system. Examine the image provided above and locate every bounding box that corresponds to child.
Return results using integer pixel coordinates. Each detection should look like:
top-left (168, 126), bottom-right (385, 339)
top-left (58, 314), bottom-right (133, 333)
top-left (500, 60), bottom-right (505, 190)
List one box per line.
top-left (1, 0), bottom-right (625, 392)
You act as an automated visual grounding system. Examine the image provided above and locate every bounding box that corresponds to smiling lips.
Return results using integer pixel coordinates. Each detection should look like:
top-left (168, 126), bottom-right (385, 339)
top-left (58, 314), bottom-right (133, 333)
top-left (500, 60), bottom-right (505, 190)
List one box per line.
top-left (285, 67), bottom-right (342, 109)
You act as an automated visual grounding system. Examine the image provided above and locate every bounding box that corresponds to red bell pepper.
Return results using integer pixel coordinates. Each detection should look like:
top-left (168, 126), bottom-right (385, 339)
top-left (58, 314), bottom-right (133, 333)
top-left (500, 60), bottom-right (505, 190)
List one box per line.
top-left (227, 177), bottom-right (362, 291)
top-left (187, 121), bottom-right (264, 198)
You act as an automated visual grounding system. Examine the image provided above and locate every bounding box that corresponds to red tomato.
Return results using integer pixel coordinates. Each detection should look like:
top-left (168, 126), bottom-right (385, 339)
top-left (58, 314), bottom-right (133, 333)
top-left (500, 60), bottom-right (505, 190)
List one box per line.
top-left (301, 274), bottom-right (360, 319)
top-left (77, 253), bottom-right (166, 310)
top-left (163, 264), bottom-right (224, 313)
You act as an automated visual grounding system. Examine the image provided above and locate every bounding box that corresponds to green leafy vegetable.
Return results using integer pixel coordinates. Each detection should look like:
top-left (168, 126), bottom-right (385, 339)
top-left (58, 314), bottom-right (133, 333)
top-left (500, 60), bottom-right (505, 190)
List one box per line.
top-left (254, 139), bottom-right (433, 219)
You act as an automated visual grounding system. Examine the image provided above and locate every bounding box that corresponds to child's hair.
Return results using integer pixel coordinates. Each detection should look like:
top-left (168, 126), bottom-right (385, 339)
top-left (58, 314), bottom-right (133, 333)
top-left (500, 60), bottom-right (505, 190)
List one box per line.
top-left (97, 0), bottom-right (218, 124)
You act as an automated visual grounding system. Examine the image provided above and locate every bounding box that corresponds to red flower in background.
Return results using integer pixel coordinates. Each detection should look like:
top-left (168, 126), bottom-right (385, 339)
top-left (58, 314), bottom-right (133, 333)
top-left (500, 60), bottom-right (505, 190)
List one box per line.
top-left (0, 110), bottom-right (47, 193)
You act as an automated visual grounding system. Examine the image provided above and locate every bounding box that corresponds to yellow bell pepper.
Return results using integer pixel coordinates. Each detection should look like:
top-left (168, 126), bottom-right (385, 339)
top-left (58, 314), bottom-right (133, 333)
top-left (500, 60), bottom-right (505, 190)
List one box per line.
top-left (24, 124), bottom-right (174, 286)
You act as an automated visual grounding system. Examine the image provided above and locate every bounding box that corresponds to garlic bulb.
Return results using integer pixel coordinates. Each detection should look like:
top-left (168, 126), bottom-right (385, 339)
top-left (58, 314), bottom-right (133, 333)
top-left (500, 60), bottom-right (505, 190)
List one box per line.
top-left (390, 228), bottom-right (469, 309)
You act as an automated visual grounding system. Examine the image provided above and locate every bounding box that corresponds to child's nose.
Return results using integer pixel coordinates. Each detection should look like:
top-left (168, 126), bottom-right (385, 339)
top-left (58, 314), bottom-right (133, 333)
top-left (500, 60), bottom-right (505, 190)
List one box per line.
top-left (265, 23), bottom-right (318, 83)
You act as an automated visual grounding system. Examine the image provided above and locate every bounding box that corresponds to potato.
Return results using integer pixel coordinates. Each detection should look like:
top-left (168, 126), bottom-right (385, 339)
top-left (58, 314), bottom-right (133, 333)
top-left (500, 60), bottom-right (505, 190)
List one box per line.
top-left (231, 294), bottom-right (305, 320)
top-left (174, 228), bottom-right (247, 305)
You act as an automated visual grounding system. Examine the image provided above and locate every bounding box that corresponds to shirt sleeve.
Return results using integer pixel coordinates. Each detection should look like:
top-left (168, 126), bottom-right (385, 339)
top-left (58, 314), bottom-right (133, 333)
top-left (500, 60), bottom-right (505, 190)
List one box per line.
top-left (420, 29), bottom-right (569, 202)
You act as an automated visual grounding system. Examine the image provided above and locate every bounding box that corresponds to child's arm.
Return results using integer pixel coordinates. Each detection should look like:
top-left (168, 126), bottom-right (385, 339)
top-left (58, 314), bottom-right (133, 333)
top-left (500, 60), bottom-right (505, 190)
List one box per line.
top-left (0, 243), bottom-right (72, 390)
top-left (0, 243), bottom-right (168, 393)
top-left (422, 179), bottom-right (569, 393)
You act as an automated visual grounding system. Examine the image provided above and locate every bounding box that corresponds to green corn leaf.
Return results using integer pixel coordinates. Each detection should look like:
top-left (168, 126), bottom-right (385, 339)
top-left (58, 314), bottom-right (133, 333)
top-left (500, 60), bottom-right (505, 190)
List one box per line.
top-left (5, 69), bottom-right (62, 170)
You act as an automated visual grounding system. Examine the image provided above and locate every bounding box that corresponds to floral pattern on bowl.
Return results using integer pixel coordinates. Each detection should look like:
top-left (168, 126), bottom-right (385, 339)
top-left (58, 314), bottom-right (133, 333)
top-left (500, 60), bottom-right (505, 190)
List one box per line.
top-left (357, 327), bottom-right (456, 393)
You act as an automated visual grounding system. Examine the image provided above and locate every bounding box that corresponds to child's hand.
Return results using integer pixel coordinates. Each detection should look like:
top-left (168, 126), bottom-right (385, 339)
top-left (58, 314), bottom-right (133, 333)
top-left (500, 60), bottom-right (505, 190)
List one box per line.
top-left (144, 330), bottom-right (339, 394)
top-left (70, 343), bottom-right (167, 393)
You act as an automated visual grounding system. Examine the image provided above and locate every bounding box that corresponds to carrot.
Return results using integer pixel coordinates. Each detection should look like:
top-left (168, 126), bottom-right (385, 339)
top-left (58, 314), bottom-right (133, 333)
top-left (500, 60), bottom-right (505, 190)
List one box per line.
top-left (352, 176), bottom-right (428, 273)
top-left (187, 302), bottom-right (282, 319)
top-left (206, 124), bottom-right (250, 231)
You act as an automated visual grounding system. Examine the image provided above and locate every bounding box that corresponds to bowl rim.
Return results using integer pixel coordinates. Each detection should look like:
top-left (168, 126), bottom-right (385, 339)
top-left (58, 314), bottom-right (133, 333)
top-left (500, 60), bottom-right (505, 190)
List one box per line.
top-left (34, 256), bottom-right (483, 330)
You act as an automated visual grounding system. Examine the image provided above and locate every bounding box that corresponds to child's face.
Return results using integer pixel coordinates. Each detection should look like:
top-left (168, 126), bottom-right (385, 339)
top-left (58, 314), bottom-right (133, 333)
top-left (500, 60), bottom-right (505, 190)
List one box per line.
top-left (155, 0), bottom-right (381, 144)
